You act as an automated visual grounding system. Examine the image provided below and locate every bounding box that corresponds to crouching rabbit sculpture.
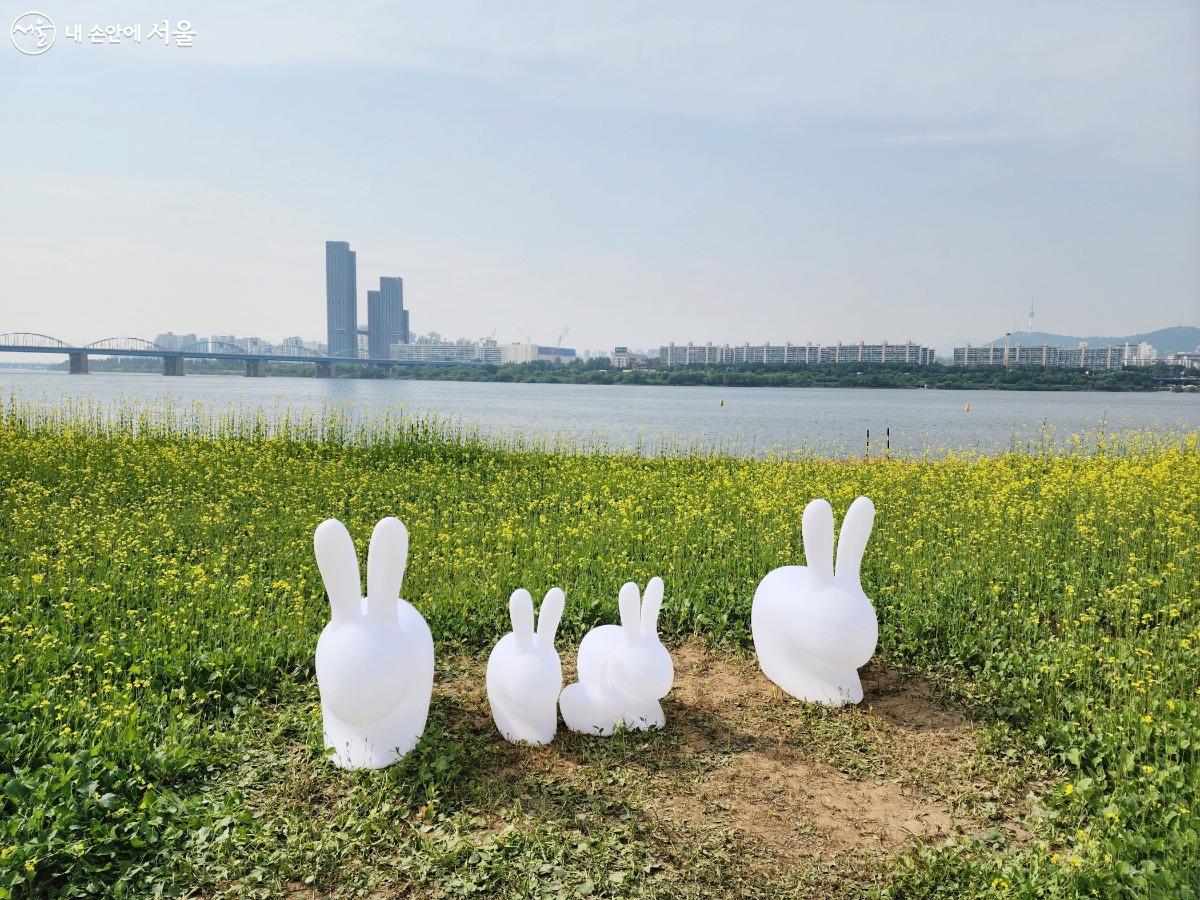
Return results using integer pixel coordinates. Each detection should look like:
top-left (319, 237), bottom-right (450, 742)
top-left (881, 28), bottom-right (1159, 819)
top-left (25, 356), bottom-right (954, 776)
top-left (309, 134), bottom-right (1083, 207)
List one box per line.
top-left (560, 577), bottom-right (674, 736)
top-left (313, 516), bottom-right (435, 769)
top-left (487, 587), bottom-right (566, 745)
top-left (752, 496), bottom-right (878, 707)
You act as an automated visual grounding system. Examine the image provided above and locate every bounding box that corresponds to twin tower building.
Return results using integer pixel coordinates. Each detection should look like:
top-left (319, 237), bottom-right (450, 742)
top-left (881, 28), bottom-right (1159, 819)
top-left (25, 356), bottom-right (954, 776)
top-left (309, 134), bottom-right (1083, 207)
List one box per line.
top-left (325, 241), bottom-right (411, 360)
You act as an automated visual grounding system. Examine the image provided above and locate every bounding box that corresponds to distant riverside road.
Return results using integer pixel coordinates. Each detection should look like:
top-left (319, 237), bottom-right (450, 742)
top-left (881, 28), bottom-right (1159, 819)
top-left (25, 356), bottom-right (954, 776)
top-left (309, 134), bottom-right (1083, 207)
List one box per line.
top-left (3, 369), bottom-right (1196, 457)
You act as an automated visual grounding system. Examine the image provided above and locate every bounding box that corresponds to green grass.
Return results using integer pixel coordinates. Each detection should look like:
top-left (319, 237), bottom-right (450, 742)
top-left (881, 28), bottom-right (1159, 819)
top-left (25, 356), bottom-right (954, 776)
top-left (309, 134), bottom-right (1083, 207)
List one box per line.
top-left (0, 401), bottom-right (1197, 897)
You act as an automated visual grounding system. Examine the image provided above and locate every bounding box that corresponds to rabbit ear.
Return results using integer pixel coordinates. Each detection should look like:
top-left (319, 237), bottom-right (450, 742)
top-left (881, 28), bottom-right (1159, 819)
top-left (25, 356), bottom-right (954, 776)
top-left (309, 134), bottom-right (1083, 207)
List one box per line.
top-left (802, 499), bottom-right (835, 579)
top-left (536, 587), bottom-right (565, 648)
top-left (835, 496), bottom-right (875, 586)
top-left (618, 582), bottom-right (642, 641)
top-left (509, 589), bottom-right (535, 650)
top-left (366, 517), bottom-right (408, 617)
top-left (640, 577), bottom-right (664, 637)
top-left (314, 518), bottom-right (362, 622)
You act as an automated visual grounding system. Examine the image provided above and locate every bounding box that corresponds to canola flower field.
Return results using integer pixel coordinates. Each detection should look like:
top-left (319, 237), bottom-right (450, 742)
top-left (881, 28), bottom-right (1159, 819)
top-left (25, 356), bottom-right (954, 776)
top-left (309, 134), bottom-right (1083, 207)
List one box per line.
top-left (0, 400), bottom-right (1197, 898)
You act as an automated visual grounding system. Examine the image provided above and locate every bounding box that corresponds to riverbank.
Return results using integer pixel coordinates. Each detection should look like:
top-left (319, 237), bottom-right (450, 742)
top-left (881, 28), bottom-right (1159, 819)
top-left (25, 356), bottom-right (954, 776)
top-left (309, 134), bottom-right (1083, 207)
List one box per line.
top-left (52, 357), bottom-right (1198, 391)
top-left (1, 406), bottom-right (1197, 896)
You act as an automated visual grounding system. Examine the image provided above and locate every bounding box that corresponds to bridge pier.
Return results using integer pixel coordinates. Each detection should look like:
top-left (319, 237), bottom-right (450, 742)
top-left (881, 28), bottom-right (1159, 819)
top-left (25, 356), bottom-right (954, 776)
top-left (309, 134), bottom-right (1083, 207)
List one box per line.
top-left (68, 352), bottom-right (89, 374)
top-left (163, 355), bottom-right (185, 376)
top-left (244, 358), bottom-right (267, 377)
top-left (314, 362), bottom-right (333, 378)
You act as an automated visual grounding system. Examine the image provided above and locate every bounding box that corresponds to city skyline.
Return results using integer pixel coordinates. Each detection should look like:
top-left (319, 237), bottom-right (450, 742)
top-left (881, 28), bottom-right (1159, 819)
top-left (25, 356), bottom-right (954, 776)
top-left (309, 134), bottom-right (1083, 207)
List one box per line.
top-left (6, 225), bottom-right (1194, 359)
top-left (2, 223), bottom-right (1196, 362)
top-left (2, 3), bottom-right (1197, 352)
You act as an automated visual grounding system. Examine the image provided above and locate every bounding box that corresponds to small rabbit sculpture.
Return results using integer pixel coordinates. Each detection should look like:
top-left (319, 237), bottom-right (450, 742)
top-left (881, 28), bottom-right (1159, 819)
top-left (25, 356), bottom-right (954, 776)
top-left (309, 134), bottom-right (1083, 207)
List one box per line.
top-left (486, 587), bottom-right (566, 745)
top-left (313, 516), bottom-right (434, 769)
top-left (752, 496), bottom-right (878, 707)
top-left (560, 577), bottom-right (674, 736)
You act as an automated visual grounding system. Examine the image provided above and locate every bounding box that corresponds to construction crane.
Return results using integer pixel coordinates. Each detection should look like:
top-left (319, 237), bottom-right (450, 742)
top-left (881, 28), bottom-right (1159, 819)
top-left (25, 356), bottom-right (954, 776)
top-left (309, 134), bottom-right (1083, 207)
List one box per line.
top-left (555, 326), bottom-right (570, 349)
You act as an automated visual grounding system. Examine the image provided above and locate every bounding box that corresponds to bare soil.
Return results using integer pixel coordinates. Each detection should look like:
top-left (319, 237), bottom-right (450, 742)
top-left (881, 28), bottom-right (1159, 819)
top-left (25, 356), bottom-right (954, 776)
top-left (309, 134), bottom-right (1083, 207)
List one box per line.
top-left (436, 642), bottom-right (1035, 880)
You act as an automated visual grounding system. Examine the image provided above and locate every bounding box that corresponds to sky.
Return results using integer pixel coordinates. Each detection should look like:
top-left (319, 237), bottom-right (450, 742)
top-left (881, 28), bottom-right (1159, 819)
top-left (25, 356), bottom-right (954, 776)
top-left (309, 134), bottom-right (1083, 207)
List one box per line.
top-left (1, 1), bottom-right (1197, 354)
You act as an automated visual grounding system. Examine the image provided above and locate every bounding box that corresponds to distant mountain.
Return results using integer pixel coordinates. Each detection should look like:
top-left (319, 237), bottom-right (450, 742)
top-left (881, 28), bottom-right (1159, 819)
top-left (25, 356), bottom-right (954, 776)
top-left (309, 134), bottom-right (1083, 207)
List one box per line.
top-left (980, 326), bottom-right (1200, 355)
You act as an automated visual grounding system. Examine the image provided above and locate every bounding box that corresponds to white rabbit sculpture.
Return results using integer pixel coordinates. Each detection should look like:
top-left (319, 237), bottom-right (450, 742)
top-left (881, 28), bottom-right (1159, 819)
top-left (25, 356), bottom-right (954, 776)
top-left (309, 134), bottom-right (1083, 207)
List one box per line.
top-left (560, 577), bottom-right (674, 736)
top-left (486, 587), bottom-right (566, 745)
top-left (313, 516), bottom-right (435, 769)
top-left (752, 496), bottom-right (878, 707)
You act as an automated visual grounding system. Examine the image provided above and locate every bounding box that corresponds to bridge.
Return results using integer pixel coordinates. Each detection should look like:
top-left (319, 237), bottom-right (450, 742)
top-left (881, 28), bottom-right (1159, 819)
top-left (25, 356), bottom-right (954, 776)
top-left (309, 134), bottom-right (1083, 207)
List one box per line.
top-left (1153, 374), bottom-right (1200, 387)
top-left (0, 333), bottom-right (475, 377)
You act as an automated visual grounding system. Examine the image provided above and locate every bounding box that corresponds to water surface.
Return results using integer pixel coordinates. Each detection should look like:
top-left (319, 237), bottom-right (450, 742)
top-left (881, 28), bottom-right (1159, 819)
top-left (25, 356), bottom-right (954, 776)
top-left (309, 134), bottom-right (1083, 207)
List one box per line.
top-left (2, 369), bottom-right (1196, 457)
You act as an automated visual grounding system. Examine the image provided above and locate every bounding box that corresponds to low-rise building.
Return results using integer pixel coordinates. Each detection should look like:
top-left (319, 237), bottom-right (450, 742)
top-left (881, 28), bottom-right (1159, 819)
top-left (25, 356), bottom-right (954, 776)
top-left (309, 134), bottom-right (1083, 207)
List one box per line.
top-left (1132, 342), bottom-right (1158, 365)
top-left (501, 342), bottom-right (577, 364)
top-left (277, 336), bottom-right (312, 355)
top-left (392, 336), bottom-right (502, 364)
top-left (953, 340), bottom-right (1140, 369)
top-left (1163, 348), bottom-right (1200, 369)
top-left (154, 332), bottom-right (199, 351)
top-left (661, 340), bottom-right (935, 367)
top-left (238, 336), bottom-right (271, 354)
top-left (610, 346), bottom-right (657, 369)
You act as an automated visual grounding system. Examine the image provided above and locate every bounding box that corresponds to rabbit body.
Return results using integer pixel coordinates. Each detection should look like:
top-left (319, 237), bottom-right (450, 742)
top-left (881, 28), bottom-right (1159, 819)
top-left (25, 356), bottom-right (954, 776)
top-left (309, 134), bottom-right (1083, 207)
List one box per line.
top-left (314, 517), bottom-right (434, 769)
top-left (560, 578), bottom-right (674, 736)
top-left (751, 497), bottom-right (878, 707)
top-left (487, 588), bottom-right (565, 744)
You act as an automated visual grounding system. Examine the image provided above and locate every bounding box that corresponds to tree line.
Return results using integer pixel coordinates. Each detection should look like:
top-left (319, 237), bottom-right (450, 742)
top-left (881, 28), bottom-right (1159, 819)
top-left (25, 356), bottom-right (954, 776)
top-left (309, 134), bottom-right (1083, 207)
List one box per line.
top-left (54, 356), bottom-right (1195, 391)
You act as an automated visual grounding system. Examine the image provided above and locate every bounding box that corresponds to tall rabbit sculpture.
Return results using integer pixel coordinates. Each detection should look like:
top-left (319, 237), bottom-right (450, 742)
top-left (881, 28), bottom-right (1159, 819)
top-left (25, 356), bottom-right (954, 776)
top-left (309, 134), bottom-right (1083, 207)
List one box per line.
top-left (560, 577), bottom-right (674, 736)
top-left (752, 496), bottom-right (877, 707)
top-left (313, 516), bottom-right (435, 769)
top-left (486, 587), bottom-right (565, 744)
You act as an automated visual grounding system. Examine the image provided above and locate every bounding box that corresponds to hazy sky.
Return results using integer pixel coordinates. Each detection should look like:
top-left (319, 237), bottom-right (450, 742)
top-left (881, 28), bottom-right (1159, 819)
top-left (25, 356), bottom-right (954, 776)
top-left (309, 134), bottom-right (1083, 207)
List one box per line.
top-left (2, 1), bottom-right (1197, 352)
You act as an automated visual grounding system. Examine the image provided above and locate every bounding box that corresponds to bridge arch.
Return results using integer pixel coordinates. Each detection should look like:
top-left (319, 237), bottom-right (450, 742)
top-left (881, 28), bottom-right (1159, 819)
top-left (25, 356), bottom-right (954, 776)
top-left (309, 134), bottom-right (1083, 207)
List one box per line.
top-left (84, 337), bottom-right (169, 353)
top-left (0, 332), bottom-right (75, 349)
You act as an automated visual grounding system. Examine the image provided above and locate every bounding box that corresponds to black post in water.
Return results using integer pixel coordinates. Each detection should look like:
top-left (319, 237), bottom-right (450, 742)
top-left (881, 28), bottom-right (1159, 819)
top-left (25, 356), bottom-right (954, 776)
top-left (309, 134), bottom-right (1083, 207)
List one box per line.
top-left (886, 427), bottom-right (891, 458)
top-left (865, 429), bottom-right (870, 459)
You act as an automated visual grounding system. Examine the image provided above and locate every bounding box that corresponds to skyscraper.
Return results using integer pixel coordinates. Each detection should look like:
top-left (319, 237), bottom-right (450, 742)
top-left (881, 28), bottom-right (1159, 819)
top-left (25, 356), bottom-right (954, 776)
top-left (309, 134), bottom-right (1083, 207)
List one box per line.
top-left (380, 277), bottom-right (410, 346)
top-left (369, 276), bottom-right (409, 358)
top-left (325, 241), bottom-right (357, 357)
top-left (366, 289), bottom-right (382, 357)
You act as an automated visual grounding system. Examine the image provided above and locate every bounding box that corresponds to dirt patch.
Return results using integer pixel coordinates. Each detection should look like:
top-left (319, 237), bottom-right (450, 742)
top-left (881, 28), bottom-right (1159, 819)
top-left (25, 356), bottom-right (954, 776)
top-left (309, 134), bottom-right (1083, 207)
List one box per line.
top-left (658, 749), bottom-right (960, 868)
top-left (432, 641), bottom-right (1031, 878)
top-left (860, 661), bottom-right (968, 732)
top-left (669, 645), bottom-right (768, 714)
top-left (652, 644), bottom-right (1026, 870)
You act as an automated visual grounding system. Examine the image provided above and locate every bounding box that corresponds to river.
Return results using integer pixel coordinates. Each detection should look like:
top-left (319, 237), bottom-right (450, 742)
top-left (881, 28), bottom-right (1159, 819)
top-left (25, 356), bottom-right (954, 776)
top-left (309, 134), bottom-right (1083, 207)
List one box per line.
top-left (1, 369), bottom-right (1196, 457)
